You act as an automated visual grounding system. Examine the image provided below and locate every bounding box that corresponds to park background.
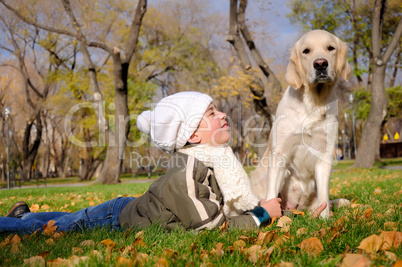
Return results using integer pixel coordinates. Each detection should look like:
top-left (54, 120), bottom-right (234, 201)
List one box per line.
top-left (0, 1), bottom-right (401, 266)
top-left (0, 0), bottom-right (400, 186)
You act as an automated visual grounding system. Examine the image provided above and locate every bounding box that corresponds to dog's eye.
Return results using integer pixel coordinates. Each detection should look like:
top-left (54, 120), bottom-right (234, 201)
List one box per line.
top-left (302, 48), bottom-right (310, 54)
top-left (328, 46), bottom-right (335, 51)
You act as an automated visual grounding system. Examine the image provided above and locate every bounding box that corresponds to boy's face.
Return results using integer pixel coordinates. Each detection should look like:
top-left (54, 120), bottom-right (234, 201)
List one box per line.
top-left (190, 104), bottom-right (230, 146)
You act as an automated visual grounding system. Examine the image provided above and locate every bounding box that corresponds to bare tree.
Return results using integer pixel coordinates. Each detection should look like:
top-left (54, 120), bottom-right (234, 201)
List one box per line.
top-left (0, 0), bottom-right (148, 183)
top-left (354, 0), bottom-right (402, 168)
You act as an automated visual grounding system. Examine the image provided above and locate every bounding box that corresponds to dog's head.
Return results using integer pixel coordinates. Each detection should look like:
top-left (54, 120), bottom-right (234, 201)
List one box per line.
top-left (285, 30), bottom-right (351, 90)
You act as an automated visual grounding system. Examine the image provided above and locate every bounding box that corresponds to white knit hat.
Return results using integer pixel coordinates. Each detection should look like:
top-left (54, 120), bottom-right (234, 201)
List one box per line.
top-left (137, 91), bottom-right (213, 153)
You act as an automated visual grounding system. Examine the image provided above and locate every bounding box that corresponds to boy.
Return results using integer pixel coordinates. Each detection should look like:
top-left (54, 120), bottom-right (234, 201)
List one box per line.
top-left (1, 92), bottom-right (326, 234)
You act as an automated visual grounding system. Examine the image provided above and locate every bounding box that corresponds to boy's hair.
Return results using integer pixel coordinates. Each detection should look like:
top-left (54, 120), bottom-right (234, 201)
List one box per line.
top-left (137, 91), bottom-right (212, 153)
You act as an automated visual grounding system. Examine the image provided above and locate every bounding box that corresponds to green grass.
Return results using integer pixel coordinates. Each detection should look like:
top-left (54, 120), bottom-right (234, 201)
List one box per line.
top-left (0, 164), bottom-right (401, 266)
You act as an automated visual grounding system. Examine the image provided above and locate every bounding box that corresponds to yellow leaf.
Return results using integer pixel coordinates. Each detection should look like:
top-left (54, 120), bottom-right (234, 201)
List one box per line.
top-left (298, 237), bottom-right (324, 256)
top-left (357, 234), bottom-right (383, 253)
top-left (379, 231), bottom-right (402, 251)
top-left (89, 201), bottom-right (95, 206)
top-left (341, 253), bottom-right (371, 267)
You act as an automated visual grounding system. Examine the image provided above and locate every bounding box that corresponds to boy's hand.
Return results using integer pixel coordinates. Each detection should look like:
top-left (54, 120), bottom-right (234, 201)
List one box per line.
top-left (259, 198), bottom-right (282, 218)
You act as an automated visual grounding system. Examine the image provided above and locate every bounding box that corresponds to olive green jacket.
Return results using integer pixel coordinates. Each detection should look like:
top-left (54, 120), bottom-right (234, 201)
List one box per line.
top-left (119, 153), bottom-right (258, 231)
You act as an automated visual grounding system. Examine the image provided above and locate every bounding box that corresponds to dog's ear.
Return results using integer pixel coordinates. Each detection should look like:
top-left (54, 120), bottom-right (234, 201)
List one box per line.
top-left (285, 46), bottom-right (302, 89)
top-left (336, 39), bottom-right (352, 81)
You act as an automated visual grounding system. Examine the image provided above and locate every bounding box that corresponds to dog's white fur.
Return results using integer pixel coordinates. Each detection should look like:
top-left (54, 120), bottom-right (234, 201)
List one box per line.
top-left (250, 30), bottom-right (351, 218)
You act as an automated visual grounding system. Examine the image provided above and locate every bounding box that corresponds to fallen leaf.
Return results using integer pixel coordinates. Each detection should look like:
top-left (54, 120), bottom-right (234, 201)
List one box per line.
top-left (374, 187), bottom-right (382, 195)
top-left (233, 240), bottom-right (246, 250)
top-left (298, 237), bottom-right (324, 256)
top-left (11, 244), bottom-right (20, 254)
top-left (42, 220), bottom-right (58, 236)
top-left (379, 231), bottom-right (402, 251)
top-left (133, 238), bottom-right (146, 248)
top-left (341, 253), bottom-right (371, 267)
top-left (72, 247), bottom-right (84, 254)
top-left (10, 235), bottom-right (21, 245)
top-left (155, 257), bottom-right (169, 267)
top-left (47, 257), bottom-right (71, 266)
top-left (219, 221), bottom-right (227, 232)
top-left (383, 222), bottom-right (398, 231)
top-left (45, 238), bottom-right (55, 245)
top-left (246, 245), bottom-right (263, 263)
top-left (211, 243), bottom-right (224, 257)
top-left (41, 204), bottom-right (50, 210)
top-left (363, 208), bottom-right (373, 219)
top-left (384, 251), bottom-right (398, 262)
top-left (357, 234), bottom-right (383, 253)
top-left (274, 233), bottom-right (290, 248)
top-left (117, 256), bottom-right (133, 266)
top-left (393, 260), bottom-right (402, 267)
top-left (23, 256), bottom-right (45, 266)
top-left (81, 240), bottom-right (95, 246)
top-left (36, 251), bottom-right (51, 260)
top-left (277, 216), bottom-right (292, 228)
top-left (89, 201), bottom-right (95, 206)
top-left (30, 204), bottom-right (40, 212)
top-left (100, 239), bottom-right (116, 249)
top-left (257, 230), bottom-right (276, 245)
top-left (296, 228), bottom-right (308, 237)
top-left (135, 231), bottom-right (144, 239)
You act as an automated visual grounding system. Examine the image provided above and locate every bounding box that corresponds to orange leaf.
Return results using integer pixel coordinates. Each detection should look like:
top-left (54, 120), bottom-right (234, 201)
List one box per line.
top-left (363, 208), bottom-right (373, 219)
top-left (296, 228), bottom-right (308, 237)
top-left (10, 235), bottom-right (21, 244)
top-left (100, 239), bottom-right (116, 249)
top-left (211, 243), bottom-right (224, 257)
top-left (36, 251), bottom-right (51, 260)
top-left (357, 234), bottom-right (382, 253)
top-left (379, 231), bottom-right (402, 251)
top-left (42, 220), bottom-right (58, 236)
top-left (298, 237), bottom-right (324, 256)
top-left (341, 253), bottom-right (371, 267)
top-left (133, 237), bottom-right (146, 248)
top-left (117, 256), bottom-right (133, 266)
top-left (393, 260), bottom-right (402, 267)
top-left (30, 204), bottom-right (40, 212)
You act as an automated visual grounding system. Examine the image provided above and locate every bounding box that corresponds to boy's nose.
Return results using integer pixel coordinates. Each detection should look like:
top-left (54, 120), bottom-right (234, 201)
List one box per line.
top-left (217, 112), bottom-right (226, 119)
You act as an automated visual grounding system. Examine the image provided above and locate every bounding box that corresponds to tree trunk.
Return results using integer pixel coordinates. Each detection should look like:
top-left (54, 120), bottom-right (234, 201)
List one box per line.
top-left (354, 0), bottom-right (402, 167)
top-left (227, 0), bottom-right (278, 159)
top-left (22, 116), bottom-right (43, 180)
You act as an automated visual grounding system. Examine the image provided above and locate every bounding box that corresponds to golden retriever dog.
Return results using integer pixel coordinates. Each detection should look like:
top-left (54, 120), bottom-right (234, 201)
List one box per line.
top-left (250, 30), bottom-right (351, 218)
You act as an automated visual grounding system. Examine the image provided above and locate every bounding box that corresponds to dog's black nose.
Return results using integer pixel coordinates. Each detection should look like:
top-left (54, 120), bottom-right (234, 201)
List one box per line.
top-left (313, 58), bottom-right (328, 70)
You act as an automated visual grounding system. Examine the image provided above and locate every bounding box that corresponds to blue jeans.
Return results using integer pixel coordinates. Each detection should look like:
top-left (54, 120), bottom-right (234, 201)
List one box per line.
top-left (0, 197), bottom-right (135, 234)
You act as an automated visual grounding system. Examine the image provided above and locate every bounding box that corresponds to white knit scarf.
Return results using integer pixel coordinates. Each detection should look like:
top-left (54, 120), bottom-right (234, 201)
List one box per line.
top-left (179, 145), bottom-right (259, 217)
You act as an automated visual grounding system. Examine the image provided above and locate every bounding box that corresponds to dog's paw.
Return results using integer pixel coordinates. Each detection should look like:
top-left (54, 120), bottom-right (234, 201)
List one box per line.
top-left (331, 198), bottom-right (351, 209)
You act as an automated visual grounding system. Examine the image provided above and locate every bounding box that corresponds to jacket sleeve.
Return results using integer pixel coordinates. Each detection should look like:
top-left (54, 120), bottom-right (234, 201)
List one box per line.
top-left (157, 155), bottom-right (260, 230)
